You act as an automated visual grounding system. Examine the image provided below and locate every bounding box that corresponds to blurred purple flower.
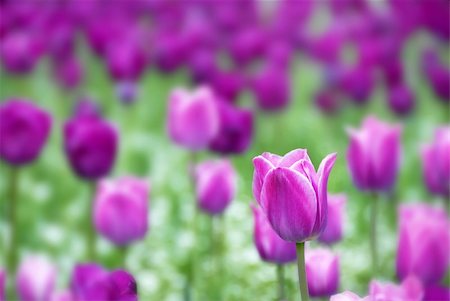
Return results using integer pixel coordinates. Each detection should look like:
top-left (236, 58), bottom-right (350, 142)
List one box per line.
top-left (330, 291), bottom-right (367, 301)
top-left (387, 83), bottom-right (415, 116)
top-left (211, 69), bottom-right (246, 102)
top-left (424, 285), bottom-right (450, 301)
top-left (396, 203), bottom-right (450, 285)
top-left (73, 97), bottom-right (101, 119)
top-left (305, 248), bottom-right (339, 297)
top-left (106, 40), bottom-right (147, 82)
top-left (251, 204), bottom-right (297, 264)
top-left (340, 65), bottom-right (375, 105)
top-left (314, 89), bottom-right (342, 115)
top-left (167, 86), bottom-right (219, 151)
top-left (369, 276), bottom-right (424, 301)
top-left (188, 48), bottom-right (218, 84)
top-left (0, 31), bottom-right (42, 74)
top-left (194, 159), bottom-right (236, 215)
top-left (116, 81), bottom-right (139, 105)
top-left (0, 99), bottom-right (52, 166)
top-left (346, 116), bottom-right (402, 192)
top-left (94, 177), bottom-right (149, 246)
top-left (228, 26), bottom-right (267, 66)
top-left (16, 256), bottom-right (57, 301)
top-left (252, 149), bottom-right (337, 242)
top-left (318, 194), bottom-right (346, 245)
top-left (53, 56), bottom-right (84, 90)
top-left (422, 49), bottom-right (450, 102)
top-left (64, 115), bottom-right (118, 180)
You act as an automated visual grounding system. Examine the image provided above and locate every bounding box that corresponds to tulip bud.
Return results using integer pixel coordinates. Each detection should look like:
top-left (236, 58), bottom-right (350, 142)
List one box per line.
top-left (194, 159), bottom-right (236, 215)
top-left (305, 248), bottom-right (339, 297)
top-left (106, 40), bottom-right (147, 82)
top-left (0, 99), bottom-right (52, 166)
top-left (346, 116), bottom-right (402, 192)
top-left (396, 203), bottom-right (450, 285)
top-left (209, 100), bottom-right (253, 154)
top-left (16, 256), bottom-right (57, 301)
top-left (318, 194), bottom-right (346, 245)
top-left (387, 83), bottom-right (415, 116)
top-left (251, 65), bottom-right (291, 111)
top-left (167, 86), bottom-right (219, 151)
top-left (94, 177), bottom-right (150, 246)
top-left (330, 291), bottom-right (366, 301)
top-left (369, 276), bottom-right (423, 301)
top-left (228, 26), bottom-right (266, 66)
top-left (64, 115), bottom-right (118, 180)
top-left (421, 127), bottom-right (450, 198)
top-left (0, 31), bottom-right (42, 74)
top-left (211, 69), bottom-right (245, 102)
top-left (188, 48), bottom-right (218, 84)
top-left (314, 89), bottom-right (342, 115)
top-left (251, 204), bottom-right (296, 264)
top-left (340, 65), bottom-right (375, 105)
top-left (252, 149), bottom-right (337, 242)
top-left (53, 56), bottom-right (84, 90)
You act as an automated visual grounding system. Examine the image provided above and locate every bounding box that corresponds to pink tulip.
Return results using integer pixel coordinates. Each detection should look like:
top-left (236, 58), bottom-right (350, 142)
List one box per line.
top-left (16, 256), bottom-right (57, 301)
top-left (305, 248), bottom-right (340, 297)
top-left (369, 276), bottom-right (424, 301)
top-left (318, 194), bottom-right (346, 245)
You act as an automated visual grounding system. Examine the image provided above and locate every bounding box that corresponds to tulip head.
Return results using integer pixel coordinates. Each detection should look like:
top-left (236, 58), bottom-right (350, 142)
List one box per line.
top-left (0, 99), bottom-right (52, 166)
top-left (94, 177), bottom-right (150, 246)
top-left (387, 83), bottom-right (415, 116)
top-left (16, 256), bottom-right (57, 301)
top-left (318, 194), bottom-right (346, 245)
top-left (305, 248), bottom-right (340, 297)
top-left (252, 149), bottom-right (337, 242)
top-left (369, 276), bottom-right (423, 301)
top-left (251, 65), bottom-right (291, 111)
top-left (0, 31), bottom-right (42, 74)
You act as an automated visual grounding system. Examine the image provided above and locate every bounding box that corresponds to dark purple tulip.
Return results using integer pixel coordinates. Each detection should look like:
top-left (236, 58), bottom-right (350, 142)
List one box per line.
top-left (16, 256), bottom-right (57, 301)
top-left (211, 69), bottom-right (246, 102)
top-left (422, 51), bottom-right (450, 102)
top-left (0, 99), bottom-right (52, 166)
top-left (194, 159), bottom-right (236, 215)
top-left (314, 89), bottom-right (342, 115)
top-left (251, 204), bottom-right (297, 264)
top-left (382, 59), bottom-right (404, 87)
top-left (266, 41), bottom-right (293, 70)
top-left (64, 115), bottom-right (118, 180)
top-left (0, 31), bottom-right (42, 74)
top-left (309, 26), bottom-right (345, 64)
top-left (209, 100), bottom-right (253, 154)
top-left (387, 83), bottom-right (415, 116)
top-left (188, 48), bottom-right (218, 84)
top-left (109, 270), bottom-right (138, 301)
top-left (346, 116), bottom-right (402, 192)
top-left (252, 149), bottom-right (337, 242)
top-left (424, 285), bottom-right (450, 301)
top-left (53, 56), bottom-right (84, 90)
top-left (228, 26), bottom-right (267, 66)
top-left (305, 248), bottom-right (339, 297)
top-left (250, 65), bottom-right (291, 111)
top-left (153, 30), bottom-right (190, 73)
top-left (318, 194), bottom-right (346, 245)
top-left (421, 127), bottom-right (450, 198)
top-left (369, 276), bottom-right (424, 301)
top-left (340, 65), bottom-right (375, 104)
top-left (396, 203), bottom-right (450, 285)
top-left (44, 17), bottom-right (76, 61)
top-left (106, 40), bottom-right (147, 82)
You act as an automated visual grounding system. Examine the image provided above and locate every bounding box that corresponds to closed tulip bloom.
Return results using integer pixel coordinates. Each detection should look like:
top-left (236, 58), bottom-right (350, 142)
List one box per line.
top-left (209, 100), bottom-right (253, 154)
top-left (396, 203), bottom-right (450, 285)
top-left (0, 99), bottom-right (52, 166)
top-left (0, 31), bottom-right (42, 74)
top-left (369, 276), bottom-right (424, 301)
top-left (305, 248), bottom-right (339, 297)
top-left (421, 127), bottom-right (450, 197)
top-left (94, 177), bottom-right (149, 246)
top-left (346, 116), bottom-right (402, 192)
top-left (424, 285), bottom-right (450, 301)
top-left (340, 65), bottom-right (375, 105)
top-left (251, 65), bottom-right (291, 111)
top-left (194, 159), bottom-right (236, 215)
top-left (251, 204), bottom-right (297, 264)
top-left (53, 56), bottom-right (84, 90)
top-left (422, 48), bottom-right (450, 102)
top-left (211, 69), bottom-right (246, 102)
top-left (387, 83), bottom-right (415, 116)
top-left (16, 256), bottom-right (57, 301)
top-left (314, 89), bottom-right (342, 115)
top-left (106, 40), bottom-right (147, 82)
top-left (318, 194), bottom-right (346, 245)
top-left (252, 149), bottom-right (337, 242)
top-left (167, 86), bottom-right (219, 151)
top-left (64, 115), bottom-right (118, 180)
top-left (330, 291), bottom-right (367, 301)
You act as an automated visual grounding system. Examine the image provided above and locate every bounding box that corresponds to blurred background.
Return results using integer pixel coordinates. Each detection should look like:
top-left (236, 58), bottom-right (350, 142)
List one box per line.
top-left (0, 0), bottom-right (449, 300)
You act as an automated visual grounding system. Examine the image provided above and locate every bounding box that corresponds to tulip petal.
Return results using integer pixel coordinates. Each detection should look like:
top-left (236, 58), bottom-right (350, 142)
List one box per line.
top-left (261, 167), bottom-right (317, 242)
top-left (252, 155), bottom-right (276, 207)
top-left (346, 127), bottom-right (368, 190)
top-left (279, 148), bottom-right (309, 167)
top-left (373, 125), bottom-right (401, 191)
top-left (315, 153), bottom-right (337, 234)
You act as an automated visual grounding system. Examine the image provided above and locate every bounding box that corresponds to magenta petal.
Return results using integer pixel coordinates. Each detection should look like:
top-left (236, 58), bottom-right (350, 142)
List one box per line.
top-left (261, 167), bottom-right (317, 242)
top-left (252, 155), bottom-right (276, 207)
top-left (346, 128), bottom-right (368, 190)
top-left (314, 153), bottom-right (337, 234)
top-left (373, 126), bottom-right (401, 191)
top-left (278, 148), bottom-right (309, 167)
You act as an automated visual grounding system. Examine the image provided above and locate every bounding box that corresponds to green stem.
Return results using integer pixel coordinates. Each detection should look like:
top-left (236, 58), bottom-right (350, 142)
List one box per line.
top-left (277, 264), bottom-right (286, 301)
top-left (296, 242), bottom-right (309, 301)
top-left (7, 166), bottom-right (19, 300)
top-left (370, 194), bottom-right (379, 274)
top-left (86, 181), bottom-right (96, 261)
top-left (119, 245), bottom-right (128, 268)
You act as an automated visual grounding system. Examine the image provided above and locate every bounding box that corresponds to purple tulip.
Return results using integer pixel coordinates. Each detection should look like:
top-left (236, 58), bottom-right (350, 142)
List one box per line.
top-left (64, 115), bottom-right (118, 180)
top-left (369, 276), bottom-right (424, 301)
top-left (94, 177), bottom-right (150, 246)
top-left (314, 89), bottom-right (342, 115)
top-left (424, 285), bottom-right (450, 301)
top-left (188, 48), bottom-right (218, 84)
top-left (346, 116), bottom-right (402, 192)
top-left (252, 149), bottom-right (337, 242)
top-left (340, 65), bottom-right (375, 105)
top-left (228, 26), bottom-right (267, 66)
top-left (387, 83), bottom-right (415, 116)
top-left (265, 41), bottom-right (293, 70)
top-left (0, 269), bottom-right (5, 301)
top-left (211, 69), bottom-right (246, 102)
top-left (396, 203), bottom-right (450, 285)
top-left (251, 204), bottom-right (297, 264)
top-left (0, 99), bottom-right (52, 166)
top-left (422, 49), bottom-right (449, 102)
top-left (421, 127), bottom-right (450, 198)
top-left (50, 290), bottom-right (73, 301)
top-left (305, 248), bottom-right (339, 297)
top-left (330, 291), bottom-right (367, 301)
top-left (73, 97), bottom-right (101, 118)
top-left (318, 194), bottom-right (346, 245)
top-left (167, 86), bottom-right (219, 151)
top-left (106, 40), bottom-right (147, 82)
top-left (209, 100), bottom-right (253, 154)
top-left (0, 31), bottom-right (42, 74)
top-left (16, 256), bottom-right (57, 301)
top-left (53, 56), bottom-right (84, 90)
top-left (194, 159), bottom-right (236, 215)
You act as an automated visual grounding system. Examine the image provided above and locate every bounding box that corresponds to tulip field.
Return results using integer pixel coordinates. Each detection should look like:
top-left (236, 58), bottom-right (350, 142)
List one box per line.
top-left (0, 1), bottom-right (449, 301)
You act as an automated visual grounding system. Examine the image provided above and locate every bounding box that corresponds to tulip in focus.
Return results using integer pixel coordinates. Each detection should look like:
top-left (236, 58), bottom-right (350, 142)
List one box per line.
top-left (318, 194), bottom-right (346, 245)
top-left (369, 276), bottom-right (423, 301)
top-left (305, 248), bottom-right (339, 297)
top-left (94, 177), bottom-right (150, 246)
top-left (167, 86), bottom-right (220, 151)
top-left (16, 256), bottom-right (57, 301)
top-left (396, 203), bottom-right (450, 285)
top-left (0, 99), bottom-right (52, 166)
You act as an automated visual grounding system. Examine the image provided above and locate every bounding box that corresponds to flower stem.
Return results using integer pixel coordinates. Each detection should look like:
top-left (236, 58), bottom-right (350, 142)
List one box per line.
top-left (370, 193), bottom-right (378, 274)
top-left (86, 181), bottom-right (96, 260)
top-left (7, 166), bottom-right (19, 300)
top-left (296, 242), bottom-right (309, 301)
top-left (276, 264), bottom-right (286, 301)
top-left (119, 245), bottom-right (128, 268)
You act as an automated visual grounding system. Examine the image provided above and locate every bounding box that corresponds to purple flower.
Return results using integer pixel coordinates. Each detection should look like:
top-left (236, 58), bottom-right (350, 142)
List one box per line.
top-left (116, 81), bottom-right (139, 105)
top-left (396, 203), bottom-right (450, 285)
top-left (422, 48), bottom-right (450, 102)
top-left (0, 31), bottom-right (42, 74)
top-left (346, 116), bottom-right (402, 192)
top-left (314, 89), bottom-right (342, 115)
top-left (73, 97), bottom-right (101, 119)
top-left (167, 86), bottom-right (219, 151)
top-left (228, 26), bottom-right (267, 66)
top-left (340, 65), bottom-right (375, 105)
top-left (424, 285), bottom-right (450, 301)
top-left (64, 115), bottom-right (118, 180)
top-left (0, 269), bottom-right (5, 301)
top-left (53, 56), bottom-right (84, 90)
top-left (252, 149), bottom-right (337, 242)
top-left (251, 204), bottom-right (297, 264)
top-left (421, 126), bottom-right (450, 198)
top-left (209, 100), bottom-right (253, 154)
top-left (188, 49), bottom-right (218, 84)
top-left (94, 177), bottom-right (150, 246)
top-left (16, 256), bottom-right (57, 301)
top-left (330, 291), bottom-right (367, 301)
top-left (369, 276), bottom-right (424, 301)
top-left (194, 159), bottom-right (236, 215)
top-left (318, 194), bottom-right (346, 245)
top-left (211, 69), bottom-right (246, 102)
top-left (305, 248), bottom-right (339, 297)
top-left (387, 83), bottom-right (415, 116)
top-left (106, 40), bottom-right (147, 82)
top-left (0, 99), bottom-right (52, 166)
